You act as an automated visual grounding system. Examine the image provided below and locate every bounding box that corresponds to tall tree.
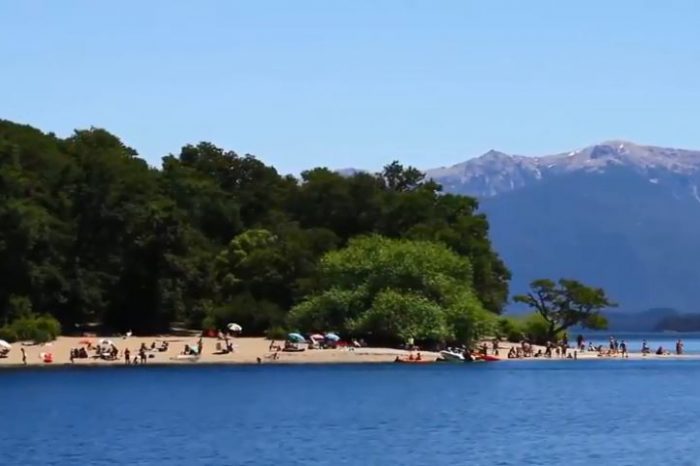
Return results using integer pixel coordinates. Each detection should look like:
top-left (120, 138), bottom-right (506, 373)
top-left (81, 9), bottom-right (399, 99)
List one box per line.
top-left (513, 278), bottom-right (615, 341)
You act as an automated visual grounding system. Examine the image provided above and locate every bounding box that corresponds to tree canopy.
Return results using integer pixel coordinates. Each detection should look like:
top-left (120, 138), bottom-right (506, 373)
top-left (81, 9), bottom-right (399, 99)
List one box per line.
top-left (288, 236), bottom-right (494, 345)
top-left (0, 119), bottom-right (510, 336)
top-left (513, 278), bottom-right (615, 342)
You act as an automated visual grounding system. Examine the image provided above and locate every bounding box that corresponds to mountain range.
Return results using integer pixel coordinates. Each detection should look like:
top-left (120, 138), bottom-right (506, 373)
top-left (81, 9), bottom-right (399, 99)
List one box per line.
top-left (420, 141), bottom-right (700, 312)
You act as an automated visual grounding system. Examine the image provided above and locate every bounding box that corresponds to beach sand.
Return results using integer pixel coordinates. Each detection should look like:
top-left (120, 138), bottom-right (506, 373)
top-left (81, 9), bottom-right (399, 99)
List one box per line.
top-left (0, 337), bottom-right (696, 368)
top-left (0, 336), bottom-right (440, 367)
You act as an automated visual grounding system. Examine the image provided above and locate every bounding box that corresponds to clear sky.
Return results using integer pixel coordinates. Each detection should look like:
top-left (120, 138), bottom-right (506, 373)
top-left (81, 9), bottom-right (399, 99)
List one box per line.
top-left (2, 1), bottom-right (699, 174)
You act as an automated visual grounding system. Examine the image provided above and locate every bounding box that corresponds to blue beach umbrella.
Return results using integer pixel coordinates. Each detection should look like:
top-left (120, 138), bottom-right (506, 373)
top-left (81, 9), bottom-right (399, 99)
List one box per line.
top-left (288, 332), bottom-right (306, 343)
top-left (325, 332), bottom-right (340, 342)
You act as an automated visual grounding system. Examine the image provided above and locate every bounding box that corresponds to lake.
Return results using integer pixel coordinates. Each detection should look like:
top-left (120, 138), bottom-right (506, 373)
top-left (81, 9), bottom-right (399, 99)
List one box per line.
top-left (2, 357), bottom-right (700, 465)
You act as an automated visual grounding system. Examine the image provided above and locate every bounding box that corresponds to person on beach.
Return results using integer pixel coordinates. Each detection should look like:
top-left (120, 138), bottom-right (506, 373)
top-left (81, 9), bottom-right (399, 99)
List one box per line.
top-left (492, 338), bottom-right (500, 356)
top-left (576, 334), bottom-right (584, 350)
top-left (620, 340), bottom-right (628, 358)
top-left (642, 340), bottom-right (650, 354)
top-left (676, 339), bottom-right (684, 355)
top-left (125, 348), bottom-right (131, 364)
top-left (21, 347), bottom-right (27, 366)
top-left (139, 348), bottom-right (146, 364)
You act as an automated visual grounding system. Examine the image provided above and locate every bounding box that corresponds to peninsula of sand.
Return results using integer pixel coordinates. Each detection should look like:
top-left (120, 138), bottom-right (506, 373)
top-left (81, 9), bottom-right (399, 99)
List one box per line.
top-left (1, 335), bottom-right (697, 368)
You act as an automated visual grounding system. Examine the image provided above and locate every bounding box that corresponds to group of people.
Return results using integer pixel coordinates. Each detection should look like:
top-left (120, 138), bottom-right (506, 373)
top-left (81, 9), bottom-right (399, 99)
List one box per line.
top-left (505, 338), bottom-right (575, 359)
top-left (70, 343), bottom-right (118, 362)
top-left (640, 338), bottom-right (684, 356)
top-left (124, 342), bottom-right (154, 365)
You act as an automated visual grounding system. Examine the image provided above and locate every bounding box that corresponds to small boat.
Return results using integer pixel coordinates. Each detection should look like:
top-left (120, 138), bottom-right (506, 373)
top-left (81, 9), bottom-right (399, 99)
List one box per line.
top-left (394, 358), bottom-right (434, 364)
top-left (474, 354), bottom-right (500, 362)
top-left (439, 350), bottom-right (465, 362)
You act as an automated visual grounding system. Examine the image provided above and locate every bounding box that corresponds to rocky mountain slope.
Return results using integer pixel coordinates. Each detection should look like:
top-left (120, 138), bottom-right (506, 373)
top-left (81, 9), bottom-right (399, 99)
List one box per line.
top-left (424, 141), bottom-right (700, 311)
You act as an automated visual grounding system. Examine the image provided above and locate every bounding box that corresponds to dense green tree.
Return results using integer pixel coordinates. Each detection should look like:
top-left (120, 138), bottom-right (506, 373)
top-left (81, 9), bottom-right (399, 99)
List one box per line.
top-left (0, 119), bottom-right (509, 336)
top-left (513, 278), bottom-right (615, 342)
top-left (289, 235), bottom-right (494, 345)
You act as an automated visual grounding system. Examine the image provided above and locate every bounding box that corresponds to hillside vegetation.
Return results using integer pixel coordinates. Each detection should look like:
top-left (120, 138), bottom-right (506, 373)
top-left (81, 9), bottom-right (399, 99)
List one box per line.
top-left (0, 120), bottom-right (509, 340)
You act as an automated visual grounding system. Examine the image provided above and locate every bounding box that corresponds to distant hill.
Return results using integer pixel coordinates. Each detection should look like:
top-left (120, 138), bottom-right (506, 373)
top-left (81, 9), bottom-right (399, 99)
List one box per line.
top-left (604, 308), bottom-right (681, 332)
top-left (422, 141), bottom-right (700, 311)
top-left (654, 313), bottom-right (700, 332)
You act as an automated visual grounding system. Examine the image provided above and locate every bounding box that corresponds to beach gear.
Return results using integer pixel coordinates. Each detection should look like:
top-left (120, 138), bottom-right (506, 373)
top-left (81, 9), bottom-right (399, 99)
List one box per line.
top-left (0, 339), bottom-right (11, 350)
top-left (324, 333), bottom-right (340, 342)
top-left (227, 323), bottom-right (243, 332)
top-left (287, 333), bottom-right (306, 343)
top-left (309, 334), bottom-right (325, 341)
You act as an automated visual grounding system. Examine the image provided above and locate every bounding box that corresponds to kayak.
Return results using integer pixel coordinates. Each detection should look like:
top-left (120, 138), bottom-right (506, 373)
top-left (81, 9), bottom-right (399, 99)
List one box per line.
top-left (394, 358), bottom-right (434, 364)
top-left (474, 354), bottom-right (500, 362)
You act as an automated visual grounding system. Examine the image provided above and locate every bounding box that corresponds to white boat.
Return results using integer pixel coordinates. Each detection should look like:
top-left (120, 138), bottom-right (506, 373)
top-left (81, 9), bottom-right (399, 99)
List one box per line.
top-left (439, 350), bottom-right (465, 362)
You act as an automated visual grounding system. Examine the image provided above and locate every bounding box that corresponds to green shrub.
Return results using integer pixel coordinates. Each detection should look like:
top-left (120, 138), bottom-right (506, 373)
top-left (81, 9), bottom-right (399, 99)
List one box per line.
top-left (35, 314), bottom-right (62, 338)
top-left (497, 317), bottom-right (525, 342)
top-left (8, 314), bottom-right (61, 343)
top-left (521, 312), bottom-right (560, 345)
top-left (265, 326), bottom-right (288, 340)
top-left (0, 326), bottom-right (18, 343)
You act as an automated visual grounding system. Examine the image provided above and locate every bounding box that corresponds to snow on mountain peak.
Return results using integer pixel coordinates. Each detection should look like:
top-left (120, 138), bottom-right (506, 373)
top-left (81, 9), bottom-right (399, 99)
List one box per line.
top-left (425, 141), bottom-right (700, 197)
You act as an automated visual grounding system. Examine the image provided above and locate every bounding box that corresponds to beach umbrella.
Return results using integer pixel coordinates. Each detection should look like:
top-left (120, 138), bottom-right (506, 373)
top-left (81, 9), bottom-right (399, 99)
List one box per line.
top-left (310, 333), bottom-right (325, 341)
top-left (99, 338), bottom-right (114, 347)
top-left (325, 332), bottom-right (340, 342)
top-left (0, 339), bottom-right (11, 349)
top-left (287, 332), bottom-right (306, 343)
top-left (227, 323), bottom-right (243, 332)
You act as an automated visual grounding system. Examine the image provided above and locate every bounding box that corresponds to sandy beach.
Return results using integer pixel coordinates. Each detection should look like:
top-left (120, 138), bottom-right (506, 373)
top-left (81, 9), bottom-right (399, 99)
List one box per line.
top-left (0, 336), bottom-right (441, 367)
top-left (1, 335), bottom-right (698, 368)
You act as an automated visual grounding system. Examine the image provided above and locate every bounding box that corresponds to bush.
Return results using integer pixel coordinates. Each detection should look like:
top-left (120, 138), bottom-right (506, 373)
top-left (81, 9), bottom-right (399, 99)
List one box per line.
top-left (521, 313), bottom-right (560, 345)
top-left (7, 314), bottom-right (61, 343)
top-left (265, 326), bottom-right (288, 340)
top-left (0, 326), bottom-right (18, 343)
top-left (496, 317), bottom-right (525, 342)
top-left (201, 294), bottom-right (285, 335)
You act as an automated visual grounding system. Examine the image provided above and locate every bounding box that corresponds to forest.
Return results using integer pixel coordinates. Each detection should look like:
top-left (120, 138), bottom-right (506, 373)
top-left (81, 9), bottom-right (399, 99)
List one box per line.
top-left (0, 119), bottom-right (511, 342)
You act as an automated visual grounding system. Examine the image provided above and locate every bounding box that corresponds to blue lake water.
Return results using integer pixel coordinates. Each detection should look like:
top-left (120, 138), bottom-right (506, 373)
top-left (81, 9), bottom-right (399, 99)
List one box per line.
top-left (3, 358), bottom-right (700, 465)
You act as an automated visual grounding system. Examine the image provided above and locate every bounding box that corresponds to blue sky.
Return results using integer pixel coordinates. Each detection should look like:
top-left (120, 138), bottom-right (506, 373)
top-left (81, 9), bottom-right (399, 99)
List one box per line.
top-left (2, 1), bottom-right (699, 174)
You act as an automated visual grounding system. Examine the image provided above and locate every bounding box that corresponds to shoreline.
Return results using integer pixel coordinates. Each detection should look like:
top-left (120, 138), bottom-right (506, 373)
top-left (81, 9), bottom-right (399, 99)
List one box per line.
top-left (1, 336), bottom-right (699, 369)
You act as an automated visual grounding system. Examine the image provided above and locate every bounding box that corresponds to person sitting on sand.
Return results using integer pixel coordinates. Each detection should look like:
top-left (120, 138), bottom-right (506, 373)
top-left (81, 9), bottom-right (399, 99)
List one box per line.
top-left (588, 342), bottom-right (595, 352)
top-left (408, 353), bottom-right (415, 361)
top-left (642, 340), bottom-right (650, 354)
top-left (507, 347), bottom-right (516, 359)
top-left (416, 352), bottom-right (422, 361)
